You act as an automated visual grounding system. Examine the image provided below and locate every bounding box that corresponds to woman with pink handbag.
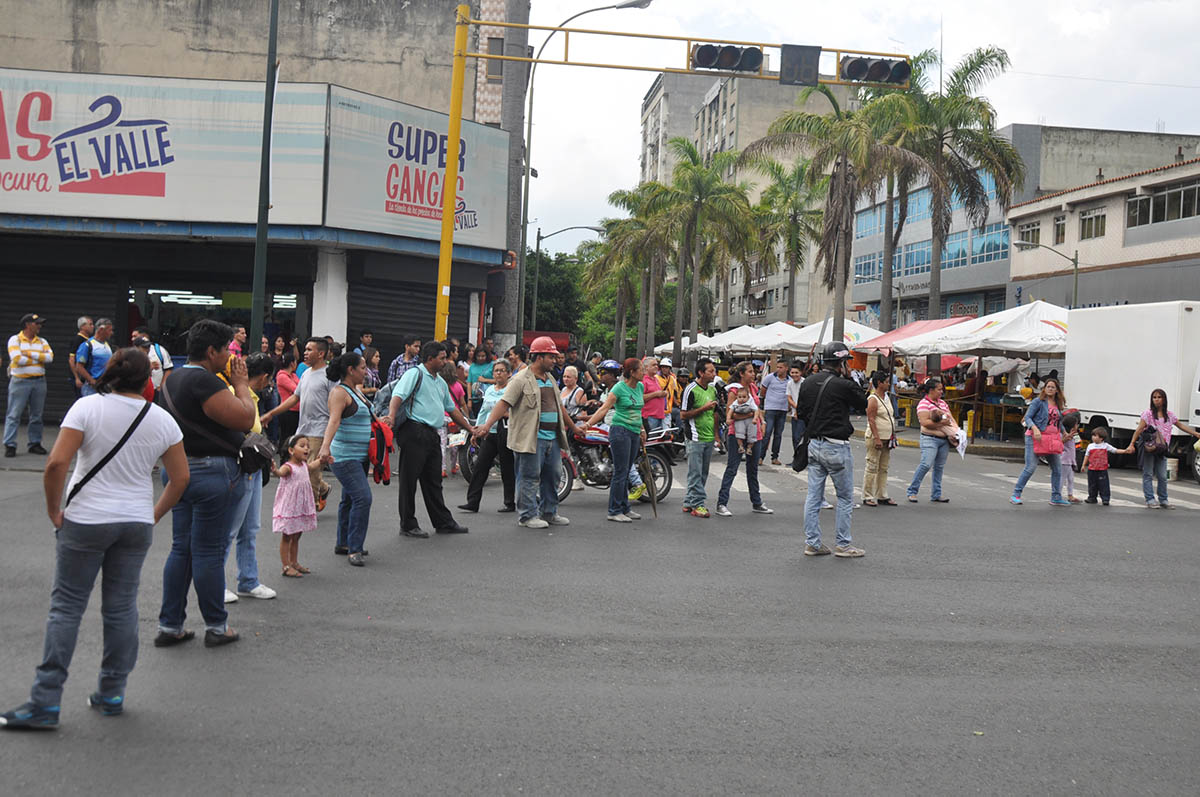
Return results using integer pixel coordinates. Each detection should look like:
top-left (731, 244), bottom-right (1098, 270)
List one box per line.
top-left (1010, 377), bottom-right (1071, 506)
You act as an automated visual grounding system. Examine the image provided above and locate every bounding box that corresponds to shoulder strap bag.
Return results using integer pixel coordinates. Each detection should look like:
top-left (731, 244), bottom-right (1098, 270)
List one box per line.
top-left (791, 373), bottom-right (835, 472)
top-left (393, 366), bottom-right (423, 429)
top-left (161, 376), bottom-right (275, 474)
top-left (65, 401), bottom-right (152, 507)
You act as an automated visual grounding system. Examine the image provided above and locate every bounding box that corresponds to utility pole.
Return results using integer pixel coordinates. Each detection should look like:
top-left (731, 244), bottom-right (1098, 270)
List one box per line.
top-left (249, 0), bottom-right (280, 350)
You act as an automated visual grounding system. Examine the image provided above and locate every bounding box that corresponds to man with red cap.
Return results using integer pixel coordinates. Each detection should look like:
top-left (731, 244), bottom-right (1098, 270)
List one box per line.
top-left (475, 336), bottom-right (581, 529)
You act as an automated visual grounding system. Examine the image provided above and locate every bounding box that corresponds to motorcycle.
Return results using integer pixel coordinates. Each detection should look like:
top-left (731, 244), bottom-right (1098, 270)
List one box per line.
top-left (458, 427), bottom-right (577, 503)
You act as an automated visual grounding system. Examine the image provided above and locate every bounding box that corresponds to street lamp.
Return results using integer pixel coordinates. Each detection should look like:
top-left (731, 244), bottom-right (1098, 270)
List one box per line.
top-left (530, 225), bottom-right (604, 330)
top-left (516, 0), bottom-right (654, 337)
top-left (1013, 239), bottom-right (1080, 306)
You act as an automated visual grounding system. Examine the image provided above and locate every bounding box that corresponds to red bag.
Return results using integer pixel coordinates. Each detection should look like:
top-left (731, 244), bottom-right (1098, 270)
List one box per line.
top-left (1032, 426), bottom-right (1063, 456)
top-left (368, 417), bottom-right (394, 485)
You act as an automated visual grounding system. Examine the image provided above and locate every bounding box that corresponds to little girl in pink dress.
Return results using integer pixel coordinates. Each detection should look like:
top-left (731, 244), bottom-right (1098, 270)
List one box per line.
top-left (273, 435), bottom-right (325, 577)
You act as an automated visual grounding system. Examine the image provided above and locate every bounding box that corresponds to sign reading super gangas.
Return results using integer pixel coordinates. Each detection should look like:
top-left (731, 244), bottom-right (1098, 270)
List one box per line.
top-left (324, 86), bottom-right (508, 250)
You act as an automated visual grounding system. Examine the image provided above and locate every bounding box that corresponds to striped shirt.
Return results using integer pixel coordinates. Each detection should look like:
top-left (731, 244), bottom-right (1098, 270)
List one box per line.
top-left (7, 332), bottom-right (53, 378)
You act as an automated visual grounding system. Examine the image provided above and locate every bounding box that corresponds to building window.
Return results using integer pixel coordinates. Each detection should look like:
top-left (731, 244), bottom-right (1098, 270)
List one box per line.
top-left (942, 230), bottom-right (969, 269)
top-left (853, 252), bottom-right (879, 284)
top-left (1079, 207), bottom-right (1106, 240)
top-left (1017, 221), bottom-right (1040, 246)
top-left (782, 286), bottom-right (788, 306)
top-left (970, 222), bottom-right (1009, 264)
top-left (903, 239), bottom-right (932, 275)
top-left (486, 38), bottom-right (504, 82)
top-left (855, 206), bottom-right (881, 239)
top-left (985, 290), bottom-right (1007, 314)
top-left (1127, 196), bottom-right (1151, 228)
top-left (907, 187), bottom-right (932, 222)
top-left (1053, 214), bottom-right (1066, 244)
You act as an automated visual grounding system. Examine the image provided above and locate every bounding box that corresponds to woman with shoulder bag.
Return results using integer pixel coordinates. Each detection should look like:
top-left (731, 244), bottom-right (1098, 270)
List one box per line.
top-left (1, 348), bottom-right (189, 729)
top-left (1011, 377), bottom-right (1071, 506)
top-left (318, 353), bottom-right (372, 566)
top-left (862, 371), bottom-right (898, 507)
top-left (1128, 388), bottom-right (1200, 509)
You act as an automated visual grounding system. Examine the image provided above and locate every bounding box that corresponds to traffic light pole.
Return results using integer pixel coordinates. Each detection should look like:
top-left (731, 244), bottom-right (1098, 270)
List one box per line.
top-left (433, 4), bottom-right (472, 342)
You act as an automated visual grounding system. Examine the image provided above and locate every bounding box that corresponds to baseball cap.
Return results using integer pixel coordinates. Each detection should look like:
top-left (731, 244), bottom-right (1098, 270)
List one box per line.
top-left (20, 313), bottom-right (46, 325)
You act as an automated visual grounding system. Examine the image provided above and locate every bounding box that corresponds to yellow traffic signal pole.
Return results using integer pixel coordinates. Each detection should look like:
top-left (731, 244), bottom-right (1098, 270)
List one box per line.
top-left (432, 5), bottom-right (909, 339)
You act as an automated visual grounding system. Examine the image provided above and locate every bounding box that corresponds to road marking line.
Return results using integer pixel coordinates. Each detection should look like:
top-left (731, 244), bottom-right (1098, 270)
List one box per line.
top-left (730, 473), bottom-right (776, 494)
top-left (1106, 483), bottom-right (1200, 509)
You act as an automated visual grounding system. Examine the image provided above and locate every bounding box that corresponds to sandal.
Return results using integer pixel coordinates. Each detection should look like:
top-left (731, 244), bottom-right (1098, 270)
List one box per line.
top-left (862, 499), bottom-right (878, 507)
top-left (293, 564), bottom-right (311, 574)
top-left (880, 498), bottom-right (898, 506)
top-left (282, 565), bottom-right (303, 578)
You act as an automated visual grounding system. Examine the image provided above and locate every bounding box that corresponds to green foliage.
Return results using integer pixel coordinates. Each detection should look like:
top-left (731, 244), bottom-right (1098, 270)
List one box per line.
top-left (524, 250), bottom-right (586, 333)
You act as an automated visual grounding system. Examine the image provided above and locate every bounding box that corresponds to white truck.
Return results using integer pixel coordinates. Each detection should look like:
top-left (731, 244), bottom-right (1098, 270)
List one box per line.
top-left (1066, 301), bottom-right (1200, 483)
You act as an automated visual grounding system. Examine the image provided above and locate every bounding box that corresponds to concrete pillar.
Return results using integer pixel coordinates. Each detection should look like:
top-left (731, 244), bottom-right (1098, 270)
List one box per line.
top-left (493, 0), bottom-right (530, 351)
top-left (312, 248), bottom-right (348, 341)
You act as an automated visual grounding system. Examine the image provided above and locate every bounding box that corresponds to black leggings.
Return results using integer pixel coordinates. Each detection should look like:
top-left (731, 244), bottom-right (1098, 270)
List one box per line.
top-left (464, 428), bottom-right (515, 510)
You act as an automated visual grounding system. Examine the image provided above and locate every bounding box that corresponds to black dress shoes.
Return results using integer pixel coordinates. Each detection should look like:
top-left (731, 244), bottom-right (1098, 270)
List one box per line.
top-left (436, 522), bottom-right (469, 534)
top-left (27, 444), bottom-right (47, 455)
top-left (457, 504), bottom-right (479, 512)
top-left (497, 505), bottom-right (516, 513)
top-left (333, 545), bottom-right (349, 555)
top-left (400, 527), bottom-right (429, 539)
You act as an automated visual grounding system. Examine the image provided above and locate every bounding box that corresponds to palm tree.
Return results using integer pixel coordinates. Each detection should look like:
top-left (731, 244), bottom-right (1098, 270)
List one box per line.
top-left (742, 87), bottom-right (933, 341)
top-left (650, 138), bottom-right (754, 366)
top-left (606, 183), bottom-right (674, 357)
top-left (582, 222), bottom-right (639, 360)
top-left (909, 47), bottom-right (1026, 342)
top-left (743, 156), bottom-right (827, 324)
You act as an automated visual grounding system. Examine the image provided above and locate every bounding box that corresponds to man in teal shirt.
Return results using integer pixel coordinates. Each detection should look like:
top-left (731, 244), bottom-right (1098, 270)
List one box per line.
top-left (680, 358), bottom-right (719, 515)
top-left (388, 341), bottom-right (476, 537)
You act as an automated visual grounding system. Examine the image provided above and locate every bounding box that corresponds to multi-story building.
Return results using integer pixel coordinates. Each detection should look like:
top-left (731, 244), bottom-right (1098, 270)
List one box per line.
top-left (690, 73), bottom-right (849, 331)
top-left (850, 124), bottom-right (1200, 328)
top-left (1007, 156), bottom-right (1200, 307)
top-left (640, 72), bottom-right (712, 185)
top-left (0, 0), bottom-right (523, 420)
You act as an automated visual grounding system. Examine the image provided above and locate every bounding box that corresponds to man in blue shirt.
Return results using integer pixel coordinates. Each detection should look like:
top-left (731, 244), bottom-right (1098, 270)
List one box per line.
top-left (73, 318), bottom-right (114, 397)
top-left (759, 358), bottom-right (791, 466)
top-left (388, 341), bottom-right (476, 537)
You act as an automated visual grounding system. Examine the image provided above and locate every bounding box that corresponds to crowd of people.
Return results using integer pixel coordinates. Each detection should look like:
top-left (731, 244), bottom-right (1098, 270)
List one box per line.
top-left (4, 312), bottom-right (1200, 730)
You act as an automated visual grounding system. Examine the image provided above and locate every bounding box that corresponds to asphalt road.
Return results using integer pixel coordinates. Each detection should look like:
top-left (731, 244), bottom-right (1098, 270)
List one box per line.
top-left (1, 441), bottom-right (1198, 795)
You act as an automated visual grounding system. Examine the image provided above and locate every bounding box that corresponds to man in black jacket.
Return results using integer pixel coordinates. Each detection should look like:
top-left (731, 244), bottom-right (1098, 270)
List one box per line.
top-left (797, 341), bottom-right (868, 558)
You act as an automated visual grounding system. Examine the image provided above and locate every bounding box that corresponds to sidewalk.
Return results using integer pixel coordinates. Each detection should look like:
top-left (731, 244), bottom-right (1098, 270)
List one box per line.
top-left (0, 424), bottom-right (61, 472)
top-left (850, 415), bottom-right (1024, 459)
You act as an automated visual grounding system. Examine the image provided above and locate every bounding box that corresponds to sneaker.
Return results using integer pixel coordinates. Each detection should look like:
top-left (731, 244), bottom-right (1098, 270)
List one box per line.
top-left (752, 504), bottom-right (774, 514)
top-left (87, 693), bottom-right (124, 717)
top-left (1160, 502), bottom-right (1177, 510)
top-left (834, 545), bottom-right (865, 558)
top-left (715, 505), bottom-right (733, 517)
top-left (1049, 498), bottom-right (1073, 507)
top-left (572, 481), bottom-right (585, 491)
top-left (1102, 501), bottom-right (1110, 506)
top-left (1146, 500), bottom-right (1159, 509)
top-left (237, 584), bottom-right (277, 600)
top-left (607, 513), bottom-right (632, 523)
top-left (0, 702), bottom-right (59, 729)
top-left (804, 544), bottom-right (832, 557)
top-left (681, 505), bottom-right (693, 514)
top-left (1084, 498), bottom-right (1097, 504)
top-left (629, 484), bottom-right (647, 501)
top-left (771, 458), bottom-right (782, 466)
top-left (625, 510), bottom-right (642, 520)
top-left (543, 515), bottom-right (570, 526)
top-left (27, 443), bottom-right (48, 455)
top-left (690, 506), bottom-right (711, 518)
top-left (519, 517), bottom-right (550, 529)
top-left (223, 589), bottom-right (239, 604)
top-left (3, 446), bottom-right (14, 458)
top-left (347, 552), bottom-right (365, 567)
top-left (821, 500), bottom-right (834, 510)
top-left (1009, 495), bottom-right (1023, 505)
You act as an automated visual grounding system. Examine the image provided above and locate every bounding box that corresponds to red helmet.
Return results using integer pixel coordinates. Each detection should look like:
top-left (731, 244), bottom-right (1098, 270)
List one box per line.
top-left (529, 336), bottom-right (559, 355)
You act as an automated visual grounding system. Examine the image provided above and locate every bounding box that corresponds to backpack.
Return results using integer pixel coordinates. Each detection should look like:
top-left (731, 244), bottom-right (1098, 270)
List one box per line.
top-left (373, 378), bottom-right (399, 417)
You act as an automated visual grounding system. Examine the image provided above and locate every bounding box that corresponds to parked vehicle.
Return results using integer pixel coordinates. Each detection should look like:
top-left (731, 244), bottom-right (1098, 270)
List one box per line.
top-left (1065, 301), bottom-right (1200, 482)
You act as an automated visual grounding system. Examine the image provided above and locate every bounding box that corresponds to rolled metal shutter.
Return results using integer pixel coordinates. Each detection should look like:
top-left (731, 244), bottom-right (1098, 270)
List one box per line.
top-left (346, 279), bottom-right (471, 366)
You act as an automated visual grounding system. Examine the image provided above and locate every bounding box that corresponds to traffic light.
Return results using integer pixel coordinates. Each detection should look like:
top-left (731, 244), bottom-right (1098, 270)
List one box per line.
top-left (691, 43), bottom-right (764, 73)
top-left (838, 55), bottom-right (911, 85)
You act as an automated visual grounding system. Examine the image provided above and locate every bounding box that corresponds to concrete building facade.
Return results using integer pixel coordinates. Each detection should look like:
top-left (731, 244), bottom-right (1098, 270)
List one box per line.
top-left (850, 124), bottom-right (1200, 328)
top-left (1007, 157), bottom-right (1200, 308)
top-left (639, 72), bottom-right (711, 185)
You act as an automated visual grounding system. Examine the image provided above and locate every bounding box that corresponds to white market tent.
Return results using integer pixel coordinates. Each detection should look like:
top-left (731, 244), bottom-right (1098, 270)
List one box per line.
top-left (654, 335), bottom-right (712, 356)
top-left (779, 318), bottom-right (884, 351)
top-left (683, 320), bottom-right (883, 356)
top-left (684, 324), bottom-right (756, 354)
top-left (892, 300), bottom-right (1068, 357)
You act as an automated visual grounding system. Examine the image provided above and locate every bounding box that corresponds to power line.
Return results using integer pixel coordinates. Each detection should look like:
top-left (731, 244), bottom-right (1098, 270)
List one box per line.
top-left (1009, 70), bottom-right (1200, 90)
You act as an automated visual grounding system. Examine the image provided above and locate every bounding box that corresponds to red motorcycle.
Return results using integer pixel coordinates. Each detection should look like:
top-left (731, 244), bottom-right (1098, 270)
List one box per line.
top-left (567, 425), bottom-right (674, 502)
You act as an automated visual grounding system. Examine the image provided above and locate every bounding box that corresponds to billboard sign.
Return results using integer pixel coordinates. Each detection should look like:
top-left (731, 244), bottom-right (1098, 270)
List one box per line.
top-left (324, 85), bottom-right (508, 249)
top-left (0, 68), bottom-right (327, 224)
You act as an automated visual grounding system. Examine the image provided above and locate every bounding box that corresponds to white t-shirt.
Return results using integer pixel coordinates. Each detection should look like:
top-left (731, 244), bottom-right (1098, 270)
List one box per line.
top-left (147, 343), bottom-right (173, 389)
top-left (786, 377), bottom-right (804, 418)
top-left (61, 394), bottom-right (183, 525)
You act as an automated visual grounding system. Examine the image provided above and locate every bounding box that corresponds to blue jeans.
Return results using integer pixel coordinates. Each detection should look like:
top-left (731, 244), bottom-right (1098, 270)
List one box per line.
top-left (1013, 434), bottom-right (1063, 501)
top-left (30, 518), bottom-right (152, 707)
top-left (790, 417), bottom-right (806, 454)
top-left (514, 438), bottom-right (561, 521)
top-left (226, 473), bottom-right (263, 592)
top-left (608, 425), bottom-right (638, 516)
top-left (805, 439), bottom-right (855, 548)
top-left (717, 439), bottom-right (762, 508)
top-left (159, 456), bottom-right (245, 635)
top-left (684, 440), bottom-right (714, 509)
top-left (80, 384), bottom-right (99, 397)
top-left (762, 409), bottom-right (788, 460)
top-left (1141, 453), bottom-right (1169, 504)
top-left (331, 459), bottom-right (372, 553)
top-left (645, 415), bottom-right (664, 434)
top-left (4, 376), bottom-right (46, 448)
top-left (908, 435), bottom-right (951, 500)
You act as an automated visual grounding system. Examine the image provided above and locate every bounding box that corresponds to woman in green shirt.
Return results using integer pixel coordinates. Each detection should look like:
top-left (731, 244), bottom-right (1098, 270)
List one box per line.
top-left (581, 358), bottom-right (646, 522)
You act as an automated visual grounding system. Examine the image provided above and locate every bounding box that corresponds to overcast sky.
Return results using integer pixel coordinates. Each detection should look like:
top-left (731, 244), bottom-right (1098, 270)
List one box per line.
top-left (523, 0), bottom-right (1200, 254)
